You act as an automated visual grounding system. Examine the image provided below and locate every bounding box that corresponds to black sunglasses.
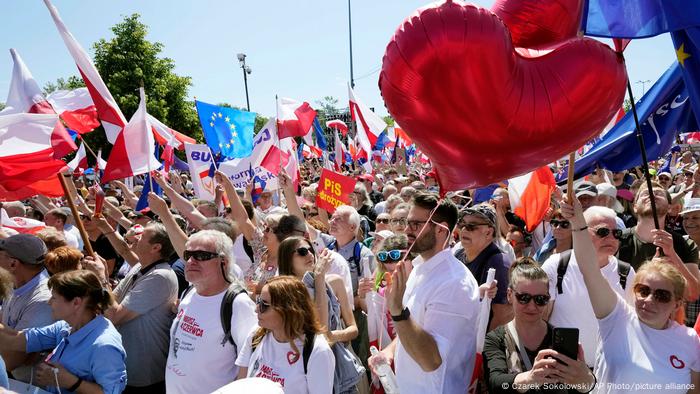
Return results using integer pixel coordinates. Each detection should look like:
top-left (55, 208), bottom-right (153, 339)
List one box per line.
top-left (513, 291), bottom-right (550, 306)
top-left (458, 222), bottom-right (489, 232)
top-left (183, 250), bottom-right (221, 262)
top-left (377, 249), bottom-right (405, 262)
top-left (550, 219), bottom-right (570, 229)
top-left (376, 218), bottom-right (390, 224)
top-left (295, 246), bottom-right (314, 257)
top-left (594, 227), bottom-right (622, 240)
top-left (256, 296), bottom-right (272, 313)
top-left (633, 284), bottom-right (673, 304)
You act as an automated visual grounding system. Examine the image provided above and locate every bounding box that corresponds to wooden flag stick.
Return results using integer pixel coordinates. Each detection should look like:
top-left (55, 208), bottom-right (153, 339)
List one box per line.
top-left (567, 152), bottom-right (576, 203)
top-left (58, 173), bottom-right (95, 256)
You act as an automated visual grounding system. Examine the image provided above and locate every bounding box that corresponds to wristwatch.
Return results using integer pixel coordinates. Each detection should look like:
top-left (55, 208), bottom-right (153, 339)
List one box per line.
top-left (391, 307), bottom-right (411, 322)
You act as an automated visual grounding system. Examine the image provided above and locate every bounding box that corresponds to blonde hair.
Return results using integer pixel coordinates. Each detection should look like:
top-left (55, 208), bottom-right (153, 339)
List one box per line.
top-left (634, 259), bottom-right (686, 301)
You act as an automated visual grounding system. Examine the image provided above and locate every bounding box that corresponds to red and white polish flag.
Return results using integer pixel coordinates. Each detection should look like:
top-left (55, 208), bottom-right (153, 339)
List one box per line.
top-left (46, 88), bottom-right (100, 133)
top-left (0, 49), bottom-right (53, 115)
top-left (44, 0), bottom-right (127, 144)
top-left (508, 166), bottom-right (557, 232)
top-left (276, 97), bottom-right (317, 139)
top-left (1, 209), bottom-right (46, 234)
top-left (348, 84), bottom-right (386, 155)
top-left (67, 142), bottom-right (89, 173)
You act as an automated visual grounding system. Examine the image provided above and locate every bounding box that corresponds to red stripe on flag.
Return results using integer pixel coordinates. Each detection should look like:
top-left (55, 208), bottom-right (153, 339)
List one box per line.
top-left (61, 106), bottom-right (100, 133)
top-left (78, 68), bottom-right (125, 128)
top-left (102, 132), bottom-right (133, 182)
top-left (260, 145), bottom-right (291, 174)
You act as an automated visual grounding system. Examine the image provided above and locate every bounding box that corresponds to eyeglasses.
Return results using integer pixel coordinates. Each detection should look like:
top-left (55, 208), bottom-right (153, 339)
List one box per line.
top-left (458, 222), bottom-right (489, 232)
top-left (406, 220), bottom-right (430, 230)
top-left (633, 284), bottom-right (673, 304)
top-left (377, 249), bottom-right (405, 262)
top-left (263, 226), bottom-right (277, 234)
top-left (550, 219), bottom-right (570, 229)
top-left (513, 291), bottom-right (550, 306)
top-left (295, 246), bottom-right (314, 257)
top-left (183, 250), bottom-right (221, 262)
top-left (390, 218), bottom-right (408, 226)
top-left (256, 296), bottom-right (272, 313)
top-left (376, 218), bottom-right (390, 224)
top-left (593, 227), bottom-right (622, 240)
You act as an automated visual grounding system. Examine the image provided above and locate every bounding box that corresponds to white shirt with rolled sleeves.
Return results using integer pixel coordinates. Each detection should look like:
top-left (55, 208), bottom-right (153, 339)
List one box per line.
top-left (394, 249), bottom-right (480, 394)
top-left (542, 253), bottom-right (636, 367)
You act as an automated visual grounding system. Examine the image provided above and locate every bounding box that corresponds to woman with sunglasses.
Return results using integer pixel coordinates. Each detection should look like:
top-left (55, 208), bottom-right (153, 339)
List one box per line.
top-left (541, 206), bottom-right (636, 369)
top-left (236, 276), bottom-right (335, 394)
top-left (278, 236), bottom-right (358, 344)
top-left (534, 210), bottom-right (573, 264)
top-left (483, 258), bottom-right (596, 393)
top-left (561, 197), bottom-right (700, 392)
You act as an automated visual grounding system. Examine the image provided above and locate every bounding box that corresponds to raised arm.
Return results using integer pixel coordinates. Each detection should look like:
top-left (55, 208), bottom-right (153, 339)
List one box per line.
top-left (148, 193), bottom-right (188, 258)
top-left (152, 171), bottom-right (207, 229)
top-left (102, 198), bottom-right (133, 230)
top-left (560, 197), bottom-right (617, 318)
top-left (111, 180), bottom-right (139, 209)
top-left (278, 169), bottom-right (304, 220)
top-left (214, 171), bottom-right (257, 241)
top-left (93, 215), bottom-right (139, 265)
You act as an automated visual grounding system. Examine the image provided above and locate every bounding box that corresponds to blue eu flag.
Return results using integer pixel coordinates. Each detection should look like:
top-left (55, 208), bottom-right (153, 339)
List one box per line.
top-left (582, 0), bottom-right (700, 39)
top-left (195, 100), bottom-right (255, 159)
top-left (672, 28), bottom-right (700, 121)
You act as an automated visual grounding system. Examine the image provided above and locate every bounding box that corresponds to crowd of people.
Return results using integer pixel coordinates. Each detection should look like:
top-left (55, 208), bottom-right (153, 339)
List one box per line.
top-left (0, 153), bottom-right (699, 394)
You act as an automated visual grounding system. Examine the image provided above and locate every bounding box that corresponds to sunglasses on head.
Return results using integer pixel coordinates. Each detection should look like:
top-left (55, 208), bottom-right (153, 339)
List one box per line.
top-left (550, 219), bottom-right (570, 229)
top-left (513, 291), bottom-right (550, 306)
top-left (256, 296), bottom-right (271, 313)
top-left (295, 246), bottom-right (314, 257)
top-left (183, 250), bottom-right (221, 262)
top-left (377, 249), bottom-right (405, 263)
top-left (458, 222), bottom-right (489, 232)
top-left (593, 227), bottom-right (622, 240)
top-left (633, 284), bottom-right (673, 304)
top-left (376, 218), bottom-right (390, 224)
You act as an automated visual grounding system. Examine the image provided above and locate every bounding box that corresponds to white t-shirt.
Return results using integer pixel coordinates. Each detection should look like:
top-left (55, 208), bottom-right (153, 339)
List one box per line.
top-left (542, 253), bottom-right (636, 366)
top-left (63, 229), bottom-right (80, 249)
top-left (236, 331), bottom-right (335, 394)
top-left (64, 224), bottom-right (83, 250)
top-left (165, 288), bottom-right (258, 394)
top-left (395, 249), bottom-right (480, 394)
top-left (594, 294), bottom-right (700, 394)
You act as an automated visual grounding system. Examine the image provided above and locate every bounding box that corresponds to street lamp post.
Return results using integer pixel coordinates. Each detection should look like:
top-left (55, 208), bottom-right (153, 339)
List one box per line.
top-left (237, 53), bottom-right (252, 111)
top-left (636, 79), bottom-right (651, 96)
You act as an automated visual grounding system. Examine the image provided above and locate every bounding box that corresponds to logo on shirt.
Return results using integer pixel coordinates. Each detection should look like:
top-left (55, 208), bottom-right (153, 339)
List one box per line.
top-left (287, 351), bottom-right (299, 365)
top-left (179, 315), bottom-right (204, 337)
top-left (256, 364), bottom-right (285, 386)
top-left (670, 355), bottom-right (685, 369)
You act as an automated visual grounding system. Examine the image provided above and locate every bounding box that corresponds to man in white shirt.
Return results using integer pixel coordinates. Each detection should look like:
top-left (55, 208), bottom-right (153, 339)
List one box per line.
top-left (165, 230), bottom-right (257, 394)
top-left (43, 208), bottom-right (81, 250)
top-left (368, 192), bottom-right (480, 394)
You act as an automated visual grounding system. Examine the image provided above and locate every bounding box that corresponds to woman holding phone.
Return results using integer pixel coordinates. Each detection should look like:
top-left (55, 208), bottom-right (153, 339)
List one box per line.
top-left (560, 197), bottom-right (700, 393)
top-left (483, 258), bottom-right (595, 393)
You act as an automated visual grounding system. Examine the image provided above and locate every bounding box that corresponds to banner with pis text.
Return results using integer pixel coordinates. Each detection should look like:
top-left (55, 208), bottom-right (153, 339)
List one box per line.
top-left (184, 143), bottom-right (216, 200)
top-left (316, 169), bottom-right (356, 214)
top-left (217, 118), bottom-right (294, 191)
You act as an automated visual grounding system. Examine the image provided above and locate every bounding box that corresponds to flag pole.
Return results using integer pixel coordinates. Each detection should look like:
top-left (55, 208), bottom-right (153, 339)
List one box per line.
top-left (622, 59), bottom-right (661, 231)
top-left (275, 95), bottom-right (282, 206)
top-left (58, 173), bottom-right (95, 256)
top-left (567, 152), bottom-right (576, 202)
top-left (139, 86), bottom-right (155, 192)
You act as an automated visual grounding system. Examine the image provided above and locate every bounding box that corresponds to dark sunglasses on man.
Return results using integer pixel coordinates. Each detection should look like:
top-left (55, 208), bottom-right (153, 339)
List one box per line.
top-left (593, 227), bottom-right (622, 240)
top-left (375, 218), bottom-right (390, 225)
top-left (183, 250), bottom-right (221, 262)
top-left (377, 249), bottom-right (405, 263)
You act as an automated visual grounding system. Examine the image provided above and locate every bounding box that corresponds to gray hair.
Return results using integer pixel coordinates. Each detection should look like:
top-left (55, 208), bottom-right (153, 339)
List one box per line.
top-left (583, 206), bottom-right (618, 224)
top-left (187, 230), bottom-right (240, 284)
top-left (3, 201), bottom-right (26, 218)
top-left (335, 205), bottom-right (361, 230)
top-left (354, 183), bottom-right (372, 206)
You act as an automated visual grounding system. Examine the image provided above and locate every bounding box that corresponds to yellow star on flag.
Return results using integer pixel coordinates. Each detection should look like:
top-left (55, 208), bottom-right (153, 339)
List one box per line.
top-left (229, 124), bottom-right (236, 130)
top-left (677, 43), bottom-right (691, 67)
top-left (225, 116), bottom-right (230, 123)
top-left (218, 112), bottom-right (223, 118)
top-left (210, 122), bottom-right (214, 127)
top-left (232, 131), bottom-right (238, 137)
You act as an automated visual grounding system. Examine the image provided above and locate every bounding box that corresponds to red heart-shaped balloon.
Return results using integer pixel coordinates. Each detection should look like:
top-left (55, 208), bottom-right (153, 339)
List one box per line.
top-left (379, 0), bottom-right (627, 190)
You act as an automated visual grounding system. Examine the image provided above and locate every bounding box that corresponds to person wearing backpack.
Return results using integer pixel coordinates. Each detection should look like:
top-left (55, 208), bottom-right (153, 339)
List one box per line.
top-left (236, 276), bottom-right (335, 394)
top-left (165, 230), bottom-right (258, 394)
top-left (541, 206), bottom-right (636, 367)
top-left (278, 236), bottom-right (366, 393)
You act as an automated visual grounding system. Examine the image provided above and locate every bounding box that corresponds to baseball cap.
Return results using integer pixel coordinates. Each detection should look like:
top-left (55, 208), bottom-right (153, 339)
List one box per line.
top-left (681, 198), bottom-right (700, 215)
top-left (574, 181), bottom-right (598, 198)
top-left (0, 234), bottom-right (48, 265)
top-left (460, 204), bottom-right (497, 228)
top-left (596, 183), bottom-right (623, 213)
top-left (369, 230), bottom-right (394, 240)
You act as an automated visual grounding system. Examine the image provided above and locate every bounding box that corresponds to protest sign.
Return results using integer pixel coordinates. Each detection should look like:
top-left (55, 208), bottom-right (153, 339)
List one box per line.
top-left (184, 143), bottom-right (216, 200)
top-left (316, 169), bottom-right (356, 214)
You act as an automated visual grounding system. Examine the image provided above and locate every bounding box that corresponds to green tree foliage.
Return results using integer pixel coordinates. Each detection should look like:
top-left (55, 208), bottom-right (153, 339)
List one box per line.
top-left (0, 102), bottom-right (5, 111)
top-left (88, 14), bottom-right (200, 156)
top-left (42, 76), bottom-right (84, 96)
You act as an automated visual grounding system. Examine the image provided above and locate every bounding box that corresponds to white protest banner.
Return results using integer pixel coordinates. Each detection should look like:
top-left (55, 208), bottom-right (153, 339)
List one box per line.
top-left (218, 118), bottom-right (294, 191)
top-left (184, 143), bottom-right (216, 200)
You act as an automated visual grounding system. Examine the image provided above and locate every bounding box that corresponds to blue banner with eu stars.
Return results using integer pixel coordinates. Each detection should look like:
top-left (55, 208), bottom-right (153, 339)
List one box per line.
top-left (195, 100), bottom-right (255, 159)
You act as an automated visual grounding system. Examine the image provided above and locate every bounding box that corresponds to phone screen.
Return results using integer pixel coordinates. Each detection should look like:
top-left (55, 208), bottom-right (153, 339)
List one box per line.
top-left (551, 327), bottom-right (579, 363)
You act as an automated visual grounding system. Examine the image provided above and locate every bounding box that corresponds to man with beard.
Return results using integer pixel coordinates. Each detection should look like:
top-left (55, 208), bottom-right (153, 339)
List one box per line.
top-left (616, 183), bottom-right (700, 313)
top-left (367, 193), bottom-right (479, 394)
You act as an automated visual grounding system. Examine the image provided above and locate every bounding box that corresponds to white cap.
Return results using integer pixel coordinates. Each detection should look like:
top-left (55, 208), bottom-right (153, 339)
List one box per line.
top-left (681, 198), bottom-right (700, 215)
top-left (369, 230), bottom-right (394, 240)
top-left (596, 183), bottom-right (623, 213)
